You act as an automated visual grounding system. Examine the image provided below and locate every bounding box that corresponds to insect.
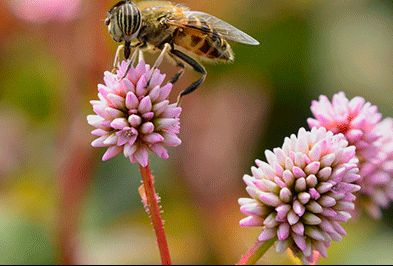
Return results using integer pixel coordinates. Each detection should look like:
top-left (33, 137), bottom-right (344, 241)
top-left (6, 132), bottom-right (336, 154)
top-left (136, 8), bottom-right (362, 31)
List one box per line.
top-left (105, 0), bottom-right (260, 103)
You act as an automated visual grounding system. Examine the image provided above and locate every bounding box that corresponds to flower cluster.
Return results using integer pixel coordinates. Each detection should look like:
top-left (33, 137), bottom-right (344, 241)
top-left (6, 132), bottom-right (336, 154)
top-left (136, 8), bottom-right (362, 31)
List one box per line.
top-left (359, 118), bottom-right (393, 218)
top-left (88, 60), bottom-right (182, 167)
top-left (239, 127), bottom-right (361, 263)
top-left (308, 92), bottom-right (382, 158)
top-left (308, 92), bottom-right (393, 218)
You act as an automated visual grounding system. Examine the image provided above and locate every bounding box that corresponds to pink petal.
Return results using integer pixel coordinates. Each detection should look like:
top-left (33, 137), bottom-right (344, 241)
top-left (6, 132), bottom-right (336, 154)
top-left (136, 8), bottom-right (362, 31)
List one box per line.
top-left (128, 114), bottom-right (142, 127)
top-left (277, 223), bottom-right (290, 240)
top-left (163, 133), bottom-right (182, 147)
top-left (107, 93), bottom-right (125, 109)
top-left (258, 228), bottom-right (276, 241)
top-left (105, 107), bottom-right (124, 119)
top-left (102, 146), bottom-right (123, 161)
top-left (111, 118), bottom-right (129, 130)
top-left (87, 115), bottom-right (104, 128)
top-left (142, 112), bottom-right (155, 120)
top-left (152, 100), bottom-right (169, 116)
top-left (123, 143), bottom-right (138, 158)
top-left (138, 96), bottom-right (152, 114)
top-left (293, 200), bottom-right (305, 216)
top-left (91, 129), bottom-right (107, 137)
top-left (240, 216), bottom-right (263, 227)
top-left (276, 204), bottom-right (291, 220)
top-left (305, 162), bottom-right (320, 175)
top-left (140, 122), bottom-right (155, 134)
top-left (291, 222), bottom-right (304, 235)
top-left (125, 92), bottom-right (139, 110)
top-left (134, 146), bottom-right (149, 167)
top-left (150, 144), bottom-right (169, 160)
top-left (259, 192), bottom-right (281, 207)
top-left (92, 136), bottom-right (109, 148)
top-left (157, 83), bottom-right (172, 101)
top-left (149, 85), bottom-right (161, 102)
top-left (143, 133), bottom-right (164, 144)
top-left (149, 70), bottom-right (166, 88)
top-left (136, 74), bottom-right (148, 96)
top-left (293, 234), bottom-right (307, 251)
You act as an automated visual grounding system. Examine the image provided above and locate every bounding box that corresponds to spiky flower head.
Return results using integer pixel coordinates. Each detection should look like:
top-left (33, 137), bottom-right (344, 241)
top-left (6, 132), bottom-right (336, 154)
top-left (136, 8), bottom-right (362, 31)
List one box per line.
top-left (87, 60), bottom-right (182, 167)
top-left (307, 92), bottom-right (393, 219)
top-left (308, 92), bottom-right (382, 158)
top-left (359, 118), bottom-right (393, 218)
top-left (239, 127), bottom-right (361, 263)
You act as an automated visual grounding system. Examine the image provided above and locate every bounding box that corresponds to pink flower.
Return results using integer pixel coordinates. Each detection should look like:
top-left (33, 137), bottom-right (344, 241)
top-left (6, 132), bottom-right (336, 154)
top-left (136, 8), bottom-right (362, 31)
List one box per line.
top-left (9, 0), bottom-right (81, 23)
top-left (239, 127), bottom-right (361, 263)
top-left (359, 118), bottom-right (393, 218)
top-left (308, 92), bottom-right (382, 159)
top-left (307, 92), bottom-right (393, 219)
top-left (87, 60), bottom-right (182, 167)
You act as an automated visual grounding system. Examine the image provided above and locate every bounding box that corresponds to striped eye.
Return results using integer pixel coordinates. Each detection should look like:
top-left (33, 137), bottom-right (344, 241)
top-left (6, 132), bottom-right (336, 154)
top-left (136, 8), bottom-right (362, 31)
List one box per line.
top-left (116, 2), bottom-right (142, 40)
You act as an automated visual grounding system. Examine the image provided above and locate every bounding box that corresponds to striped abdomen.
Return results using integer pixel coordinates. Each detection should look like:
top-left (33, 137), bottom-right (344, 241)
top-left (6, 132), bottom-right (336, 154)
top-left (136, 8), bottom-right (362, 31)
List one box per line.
top-left (174, 23), bottom-right (234, 62)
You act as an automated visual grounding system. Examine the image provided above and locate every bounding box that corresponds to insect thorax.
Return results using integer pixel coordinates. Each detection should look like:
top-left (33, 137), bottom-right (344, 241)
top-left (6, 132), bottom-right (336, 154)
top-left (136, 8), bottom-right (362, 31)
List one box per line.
top-left (137, 14), bottom-right (176, 49)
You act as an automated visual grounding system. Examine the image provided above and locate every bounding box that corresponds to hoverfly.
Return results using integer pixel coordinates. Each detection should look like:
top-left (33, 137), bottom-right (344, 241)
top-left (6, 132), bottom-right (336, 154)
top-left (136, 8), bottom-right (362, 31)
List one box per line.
top-left (105, 0), bottom-right (260, 103)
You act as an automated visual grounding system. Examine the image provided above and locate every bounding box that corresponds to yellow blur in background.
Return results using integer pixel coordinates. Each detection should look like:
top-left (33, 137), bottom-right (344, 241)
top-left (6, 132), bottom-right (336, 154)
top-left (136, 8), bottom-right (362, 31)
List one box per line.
top-left (0, 0), bottom-right (392, 264)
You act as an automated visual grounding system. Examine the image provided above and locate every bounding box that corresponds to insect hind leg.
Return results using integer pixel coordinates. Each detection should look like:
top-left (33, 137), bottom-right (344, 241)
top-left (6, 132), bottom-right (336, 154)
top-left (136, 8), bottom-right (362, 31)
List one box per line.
top-left (170, 49), bottom-right (207, 106)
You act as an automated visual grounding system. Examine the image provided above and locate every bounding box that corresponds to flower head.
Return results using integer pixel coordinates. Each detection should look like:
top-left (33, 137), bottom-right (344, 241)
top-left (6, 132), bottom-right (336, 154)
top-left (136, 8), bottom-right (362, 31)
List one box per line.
top-left (308, 92), bottom-right (382, 158)
top-left (239, 127), bottom-right (361, 263)
top-left (88, 60), bottom-right (182, 167)
top-left (307, 92), bottom-right (393, 219)
top-left (9, 0), bottom-right (81, 23)
top-left (359, 118), bottom-right (393, 218)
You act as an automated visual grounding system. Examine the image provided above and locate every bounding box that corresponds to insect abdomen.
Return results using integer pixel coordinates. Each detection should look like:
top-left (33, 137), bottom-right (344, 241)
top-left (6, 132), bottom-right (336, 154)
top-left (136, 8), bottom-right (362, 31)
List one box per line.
top-left (174, 27), bottom-right (234, 62)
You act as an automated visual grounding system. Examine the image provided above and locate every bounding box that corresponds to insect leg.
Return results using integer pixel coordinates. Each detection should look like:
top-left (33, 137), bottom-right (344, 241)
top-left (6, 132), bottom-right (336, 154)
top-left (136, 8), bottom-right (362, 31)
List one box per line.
top-left (138, 50), bottom-right (145, 63)
top-left (152, 43), bottom-right (172, 70)
top-left (147, 43), bottom-right (172, 85)
top-left (121, 48), bottom-right (139, 79)
top-left (167, 54), bottom-right (185, 85)
top-left (112, 44), bottom-right (125, 73)
top-left (170, 49), bottom-right (207, 105)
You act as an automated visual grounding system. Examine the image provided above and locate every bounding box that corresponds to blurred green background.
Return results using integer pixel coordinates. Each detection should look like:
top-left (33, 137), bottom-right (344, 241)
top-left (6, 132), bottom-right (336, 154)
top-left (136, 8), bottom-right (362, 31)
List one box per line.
top-left (0, 0), bottom-right (392, 264)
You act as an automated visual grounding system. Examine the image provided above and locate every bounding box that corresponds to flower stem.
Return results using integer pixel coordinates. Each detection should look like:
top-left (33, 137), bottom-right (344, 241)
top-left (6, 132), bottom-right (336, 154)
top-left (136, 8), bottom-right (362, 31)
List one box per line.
top-left (139, 164), bottom-right (172, 265)
top-left (237, 238), bottom-right (276, 265)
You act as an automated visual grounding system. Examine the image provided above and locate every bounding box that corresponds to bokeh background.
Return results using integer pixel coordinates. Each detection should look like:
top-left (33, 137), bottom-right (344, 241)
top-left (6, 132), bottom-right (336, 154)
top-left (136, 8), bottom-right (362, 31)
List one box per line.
top-left (0, 0), bottom-right (392, 264)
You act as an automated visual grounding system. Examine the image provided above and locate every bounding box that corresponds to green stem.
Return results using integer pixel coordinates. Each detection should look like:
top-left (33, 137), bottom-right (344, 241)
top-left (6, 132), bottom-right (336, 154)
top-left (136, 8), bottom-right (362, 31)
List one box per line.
top-left (237, 238), bottom-right (276, 265)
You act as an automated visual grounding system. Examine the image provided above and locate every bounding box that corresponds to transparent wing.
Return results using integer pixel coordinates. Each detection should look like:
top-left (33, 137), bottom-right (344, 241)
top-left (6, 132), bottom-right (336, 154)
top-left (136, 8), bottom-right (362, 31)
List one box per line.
top-left (137, 1), bottom-right (189, 12)
top-left (184, 11), bottom-right (260, 45)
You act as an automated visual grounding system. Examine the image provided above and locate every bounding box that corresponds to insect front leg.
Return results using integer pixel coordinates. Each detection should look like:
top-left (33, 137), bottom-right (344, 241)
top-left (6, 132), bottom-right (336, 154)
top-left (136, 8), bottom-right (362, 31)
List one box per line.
top-left (121, 48), bottom-right (139, 79)
top-left (112, 44), bottom-right (125, 73)
top-left (170, 49), bottom-right (207, 106)
top-left (138, 50), bottom-right (145, 63)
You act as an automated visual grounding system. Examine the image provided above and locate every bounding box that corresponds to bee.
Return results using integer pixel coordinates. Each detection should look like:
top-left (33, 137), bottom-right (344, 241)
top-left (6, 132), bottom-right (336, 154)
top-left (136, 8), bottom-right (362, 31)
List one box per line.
top-left (105, 0), bottom-right (259, 103)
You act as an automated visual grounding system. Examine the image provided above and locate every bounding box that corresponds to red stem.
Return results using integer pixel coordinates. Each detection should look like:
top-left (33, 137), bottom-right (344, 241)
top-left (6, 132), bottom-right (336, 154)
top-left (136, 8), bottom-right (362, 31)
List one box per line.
top-left (139, 164), bottom-right (172, 265)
